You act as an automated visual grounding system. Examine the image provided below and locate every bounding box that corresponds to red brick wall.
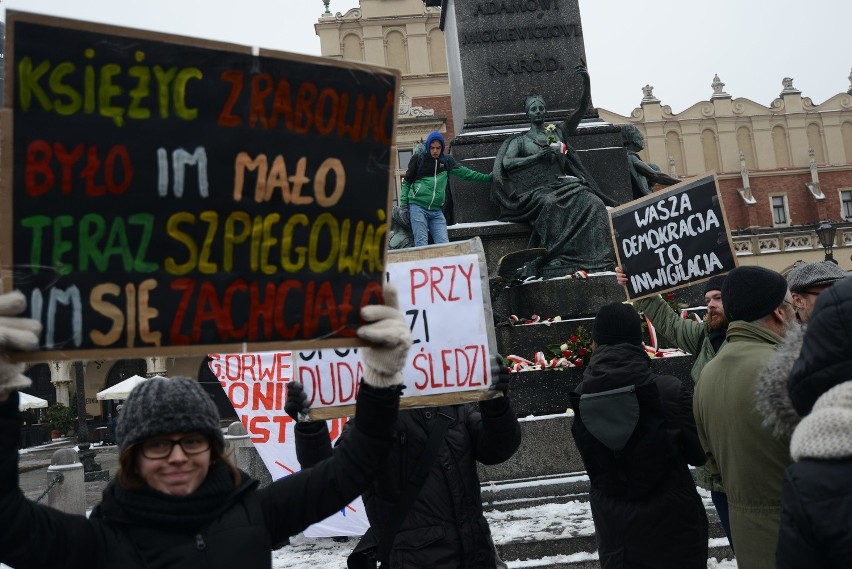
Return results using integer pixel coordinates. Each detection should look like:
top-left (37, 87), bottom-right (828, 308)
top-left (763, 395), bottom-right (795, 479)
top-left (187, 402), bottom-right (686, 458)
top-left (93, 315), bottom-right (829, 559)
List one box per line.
top-left (717, 169), bottom-right (852, 230)
top-left (412, 95), bottom-right (454, 138)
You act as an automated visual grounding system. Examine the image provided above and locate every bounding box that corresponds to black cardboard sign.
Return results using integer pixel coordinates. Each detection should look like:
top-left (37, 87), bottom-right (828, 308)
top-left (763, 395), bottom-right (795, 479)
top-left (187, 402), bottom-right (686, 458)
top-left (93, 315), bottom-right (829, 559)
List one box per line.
top-left (1, 12), bottom-right (400, 360)
top-left (608, 173), bottom-right (737, 300)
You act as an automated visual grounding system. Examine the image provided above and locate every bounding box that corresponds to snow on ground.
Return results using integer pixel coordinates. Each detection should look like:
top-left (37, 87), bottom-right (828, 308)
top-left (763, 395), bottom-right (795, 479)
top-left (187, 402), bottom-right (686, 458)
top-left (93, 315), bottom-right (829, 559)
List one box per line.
top-left (272, 496), bottom-right (737, 568)
top-left (489, 500), bottom-right (596, 542)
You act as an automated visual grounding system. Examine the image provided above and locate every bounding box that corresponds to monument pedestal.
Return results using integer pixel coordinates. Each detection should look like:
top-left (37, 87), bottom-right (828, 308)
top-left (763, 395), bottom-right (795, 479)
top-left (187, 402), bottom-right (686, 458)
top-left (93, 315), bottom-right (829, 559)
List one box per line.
top-left (435, 0), bottom-right (698, 399)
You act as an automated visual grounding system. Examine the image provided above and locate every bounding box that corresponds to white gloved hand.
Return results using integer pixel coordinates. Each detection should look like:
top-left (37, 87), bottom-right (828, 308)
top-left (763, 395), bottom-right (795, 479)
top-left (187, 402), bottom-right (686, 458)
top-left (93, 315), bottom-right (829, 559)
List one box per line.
top-left (0, 290), bottom-right (43, 399)
top-left (0, 291), bottom-right (42, 351)
top-left (358, 284), bottom-right (411, 388)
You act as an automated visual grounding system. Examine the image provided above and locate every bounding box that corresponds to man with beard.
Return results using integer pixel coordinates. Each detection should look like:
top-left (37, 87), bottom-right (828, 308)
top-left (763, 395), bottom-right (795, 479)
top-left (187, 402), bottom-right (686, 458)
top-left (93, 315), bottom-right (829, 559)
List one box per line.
top-left (694, 266), bottom-right (798, 569)
top-left (615, 269), bottom-right (728, 383)
top-left (614, 269), bottom-right (734, 549)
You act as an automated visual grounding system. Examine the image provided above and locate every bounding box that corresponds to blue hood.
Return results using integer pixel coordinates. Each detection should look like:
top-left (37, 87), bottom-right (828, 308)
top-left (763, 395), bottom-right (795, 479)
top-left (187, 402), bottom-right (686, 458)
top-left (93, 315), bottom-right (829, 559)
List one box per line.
top-left (425, 130), bottom-right (445, 154)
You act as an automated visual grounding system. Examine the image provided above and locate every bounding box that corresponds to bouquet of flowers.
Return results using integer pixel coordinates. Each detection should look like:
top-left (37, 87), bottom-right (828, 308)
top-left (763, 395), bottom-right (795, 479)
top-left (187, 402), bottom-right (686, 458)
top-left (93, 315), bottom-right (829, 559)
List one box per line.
top-left (546, 325), bottom-right (592, 368)
top-left (545, 123), bottom-right (558, 144)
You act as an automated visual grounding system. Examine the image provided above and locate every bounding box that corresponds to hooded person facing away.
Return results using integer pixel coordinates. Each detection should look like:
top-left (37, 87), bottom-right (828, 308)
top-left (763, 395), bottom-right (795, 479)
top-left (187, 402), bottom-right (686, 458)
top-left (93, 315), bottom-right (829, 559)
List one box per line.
top-left (570, 302), bottom-right (708, 569)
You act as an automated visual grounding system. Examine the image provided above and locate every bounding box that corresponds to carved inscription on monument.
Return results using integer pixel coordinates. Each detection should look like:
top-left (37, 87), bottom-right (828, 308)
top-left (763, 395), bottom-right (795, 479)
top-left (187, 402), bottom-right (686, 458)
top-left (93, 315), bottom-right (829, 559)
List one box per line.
top-left (463, 2), bottom-right (583, 78)
top-left (446, 0), bottom-right (592, 123)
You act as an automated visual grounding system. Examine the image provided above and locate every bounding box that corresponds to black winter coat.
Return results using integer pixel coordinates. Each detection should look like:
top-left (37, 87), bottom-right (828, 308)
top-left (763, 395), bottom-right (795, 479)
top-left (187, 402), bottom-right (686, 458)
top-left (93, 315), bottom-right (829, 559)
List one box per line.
top-left (570, 344), bottom-right (708, 569)
top-left (776, 376), bottom-right (852, 568)
top-left (296, 396), bottom-right (521, 568)
top-left (777, 457), bottom-right (852, 568)
top-left (0, 385), bottom-right (400, 569)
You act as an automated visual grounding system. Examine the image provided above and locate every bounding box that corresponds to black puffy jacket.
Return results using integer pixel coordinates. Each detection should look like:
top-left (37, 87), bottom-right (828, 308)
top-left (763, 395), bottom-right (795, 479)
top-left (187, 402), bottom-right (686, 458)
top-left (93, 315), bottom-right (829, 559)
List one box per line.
top-left (570, 344), bottom-right (708, 569)
top-left (777, 457), bottom-right (852, 568)
top-left (296, 396), bottom-right (521, 568)
top-left (0, 384), bottom-right (399, 569)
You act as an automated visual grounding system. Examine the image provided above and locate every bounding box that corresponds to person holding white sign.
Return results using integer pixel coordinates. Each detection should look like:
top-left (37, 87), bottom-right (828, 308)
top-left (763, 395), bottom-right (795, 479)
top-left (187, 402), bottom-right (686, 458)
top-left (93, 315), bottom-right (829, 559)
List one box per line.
top-left (0, 286), bottom-right (412, 569)
top-left (289, 357), bottom-right (520, 568)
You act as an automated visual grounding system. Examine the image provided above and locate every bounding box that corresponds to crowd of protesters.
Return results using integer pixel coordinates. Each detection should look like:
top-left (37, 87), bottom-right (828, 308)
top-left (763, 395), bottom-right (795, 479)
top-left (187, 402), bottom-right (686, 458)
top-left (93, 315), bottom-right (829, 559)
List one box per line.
top-left (1, 257), bottom-right (849, 569)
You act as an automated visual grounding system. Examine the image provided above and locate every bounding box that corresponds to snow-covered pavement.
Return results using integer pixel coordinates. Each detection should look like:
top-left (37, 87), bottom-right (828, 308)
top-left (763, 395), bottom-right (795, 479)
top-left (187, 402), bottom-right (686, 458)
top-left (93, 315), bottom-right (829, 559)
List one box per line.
top-left (273, 490), bottom-right (738, 568)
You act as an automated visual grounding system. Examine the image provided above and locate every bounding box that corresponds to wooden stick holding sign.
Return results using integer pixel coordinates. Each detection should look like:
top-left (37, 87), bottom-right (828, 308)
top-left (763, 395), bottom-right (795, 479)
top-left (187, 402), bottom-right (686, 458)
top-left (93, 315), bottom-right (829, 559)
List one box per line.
top-left (608, 173), bottom-right (738, 300)
top-left (209, 238), bottom-right (500, 422)
top-left (2, 11), bottom-right (399, 361)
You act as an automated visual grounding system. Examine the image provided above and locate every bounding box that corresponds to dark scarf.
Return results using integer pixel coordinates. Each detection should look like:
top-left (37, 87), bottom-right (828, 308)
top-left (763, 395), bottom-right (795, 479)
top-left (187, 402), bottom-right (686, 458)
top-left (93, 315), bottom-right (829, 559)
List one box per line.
top-left (99, 463), bottom-right (249, 529)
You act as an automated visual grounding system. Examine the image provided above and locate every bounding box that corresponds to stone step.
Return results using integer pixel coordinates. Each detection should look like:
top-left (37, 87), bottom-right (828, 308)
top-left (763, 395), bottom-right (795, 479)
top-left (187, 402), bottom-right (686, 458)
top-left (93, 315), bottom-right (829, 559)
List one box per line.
top-left (496, 318), bottom-right (703, 370)
top-left (482, 472), bottom-right (592, 510)
top-left (448, 220), bottom-right (530, 277)
top-left (481, 474), bottom-right (734, 568)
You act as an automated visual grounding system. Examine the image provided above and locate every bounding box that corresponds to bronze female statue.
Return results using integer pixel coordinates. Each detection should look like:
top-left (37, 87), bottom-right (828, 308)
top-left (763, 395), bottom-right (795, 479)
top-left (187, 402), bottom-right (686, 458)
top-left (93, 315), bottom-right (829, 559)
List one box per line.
top-left (493, 65), bottom-right (616, 280)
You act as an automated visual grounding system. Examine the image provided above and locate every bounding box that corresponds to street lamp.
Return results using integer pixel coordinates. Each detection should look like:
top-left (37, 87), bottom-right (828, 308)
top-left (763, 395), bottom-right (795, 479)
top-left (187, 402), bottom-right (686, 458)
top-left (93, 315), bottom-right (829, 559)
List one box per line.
top-left (815, 221), bottom-right (838, 264)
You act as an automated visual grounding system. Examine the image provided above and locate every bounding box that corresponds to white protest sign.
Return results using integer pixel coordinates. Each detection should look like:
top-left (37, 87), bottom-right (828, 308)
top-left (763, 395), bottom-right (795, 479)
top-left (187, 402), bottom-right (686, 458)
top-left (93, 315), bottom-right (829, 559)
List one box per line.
top-left (209, 242), bottom-right (496, 537)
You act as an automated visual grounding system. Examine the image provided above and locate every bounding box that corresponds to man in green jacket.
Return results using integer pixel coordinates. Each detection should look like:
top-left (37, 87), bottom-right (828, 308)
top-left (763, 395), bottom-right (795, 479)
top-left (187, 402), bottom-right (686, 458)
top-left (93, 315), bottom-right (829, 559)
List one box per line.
top-left (615, 268), bottom-right (728, 384)
top-left (399, 131), bottom-right (492, 247)
top-left (694, 266), bottom-right (798, 569)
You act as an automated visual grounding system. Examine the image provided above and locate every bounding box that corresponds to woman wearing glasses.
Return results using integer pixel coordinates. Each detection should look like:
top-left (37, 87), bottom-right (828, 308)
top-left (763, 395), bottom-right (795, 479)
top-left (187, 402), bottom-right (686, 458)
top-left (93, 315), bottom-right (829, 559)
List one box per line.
top-left (0, 287), bottom-right (411, 569)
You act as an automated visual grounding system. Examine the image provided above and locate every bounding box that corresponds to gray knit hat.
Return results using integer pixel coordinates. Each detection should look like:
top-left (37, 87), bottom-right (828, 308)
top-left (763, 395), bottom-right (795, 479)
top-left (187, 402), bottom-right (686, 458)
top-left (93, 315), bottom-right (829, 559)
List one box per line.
top-left (786, 261), bottom-right (848, 293)
top-left (115, 376), bottom-right (223, 453)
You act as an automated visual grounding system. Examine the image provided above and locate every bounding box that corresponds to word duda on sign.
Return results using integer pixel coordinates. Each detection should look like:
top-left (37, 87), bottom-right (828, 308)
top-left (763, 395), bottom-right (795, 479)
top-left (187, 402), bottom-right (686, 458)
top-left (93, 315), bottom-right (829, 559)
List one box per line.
top-left (2, 12), bottom-right (400, 360)
top-left (609, 174), bottom-right (737, 300)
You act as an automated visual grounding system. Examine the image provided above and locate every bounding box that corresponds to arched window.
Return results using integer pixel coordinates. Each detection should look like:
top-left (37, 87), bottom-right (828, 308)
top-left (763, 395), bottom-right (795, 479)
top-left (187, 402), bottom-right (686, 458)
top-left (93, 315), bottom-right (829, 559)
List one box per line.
top-left (665, 131), bottom-right (685, 176)
top-left (385, 31), bottom-right (409, 74)
top-left (428, 28), bottom-right (447, 72)
top-left (807, 123), bottom-right (826, 163)
top-left (701, 129), bottom-right (720, 172)
top-left (841, 121), bottom-right (852, 164)
top-left (772, 125), bottom-right (791, 167)
top-left (736, 126), bottom-right (756, 169)
top-left (342, 33), bottom-right (363, 62)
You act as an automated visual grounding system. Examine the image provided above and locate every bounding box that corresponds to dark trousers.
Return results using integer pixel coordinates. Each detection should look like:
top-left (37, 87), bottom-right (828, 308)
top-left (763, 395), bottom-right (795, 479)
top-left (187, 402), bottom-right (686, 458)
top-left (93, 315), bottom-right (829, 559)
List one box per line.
top-left (711, 490), bottom-right (734, 553)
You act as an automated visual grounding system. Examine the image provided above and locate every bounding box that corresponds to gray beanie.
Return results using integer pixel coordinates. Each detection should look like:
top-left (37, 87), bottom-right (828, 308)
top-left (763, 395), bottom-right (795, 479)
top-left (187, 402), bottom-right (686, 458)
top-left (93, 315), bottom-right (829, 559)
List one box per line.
top-left (115, 376), bottom-right (223, 453)
top-left (786, 261), bottom-right (848, 293)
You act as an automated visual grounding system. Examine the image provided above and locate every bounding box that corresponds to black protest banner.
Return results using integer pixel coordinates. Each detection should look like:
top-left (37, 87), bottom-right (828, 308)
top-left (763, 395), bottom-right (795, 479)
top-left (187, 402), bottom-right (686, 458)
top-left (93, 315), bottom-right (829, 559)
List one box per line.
top-left (608, 173), bottom-right (737, 300)
top-left (1, 12), bottom-right (400, 360)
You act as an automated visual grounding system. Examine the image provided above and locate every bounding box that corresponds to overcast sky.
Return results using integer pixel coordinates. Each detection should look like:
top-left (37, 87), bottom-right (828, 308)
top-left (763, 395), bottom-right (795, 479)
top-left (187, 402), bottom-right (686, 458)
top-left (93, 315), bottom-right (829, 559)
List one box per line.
top-left (3, 0), bottom-right (850, 116)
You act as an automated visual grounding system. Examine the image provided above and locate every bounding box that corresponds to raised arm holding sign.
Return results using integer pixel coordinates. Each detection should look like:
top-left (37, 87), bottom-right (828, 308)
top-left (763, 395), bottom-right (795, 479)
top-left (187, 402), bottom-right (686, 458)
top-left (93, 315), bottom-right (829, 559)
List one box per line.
top-left (608, 173), bottom-right (737, 301)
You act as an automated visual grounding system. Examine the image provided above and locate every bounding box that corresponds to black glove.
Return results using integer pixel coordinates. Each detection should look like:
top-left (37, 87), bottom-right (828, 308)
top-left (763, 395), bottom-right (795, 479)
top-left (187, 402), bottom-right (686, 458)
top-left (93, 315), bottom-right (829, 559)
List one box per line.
top-left (285, 381), bottom-right (311, 422)
top-left (489, 354), bottom-right (510, 396)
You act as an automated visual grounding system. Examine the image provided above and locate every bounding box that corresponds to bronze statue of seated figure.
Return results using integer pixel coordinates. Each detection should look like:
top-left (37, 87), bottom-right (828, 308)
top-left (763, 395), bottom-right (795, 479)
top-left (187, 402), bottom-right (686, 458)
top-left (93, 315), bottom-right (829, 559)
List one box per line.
top-left (492, 65), bottom-right (616, 280)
